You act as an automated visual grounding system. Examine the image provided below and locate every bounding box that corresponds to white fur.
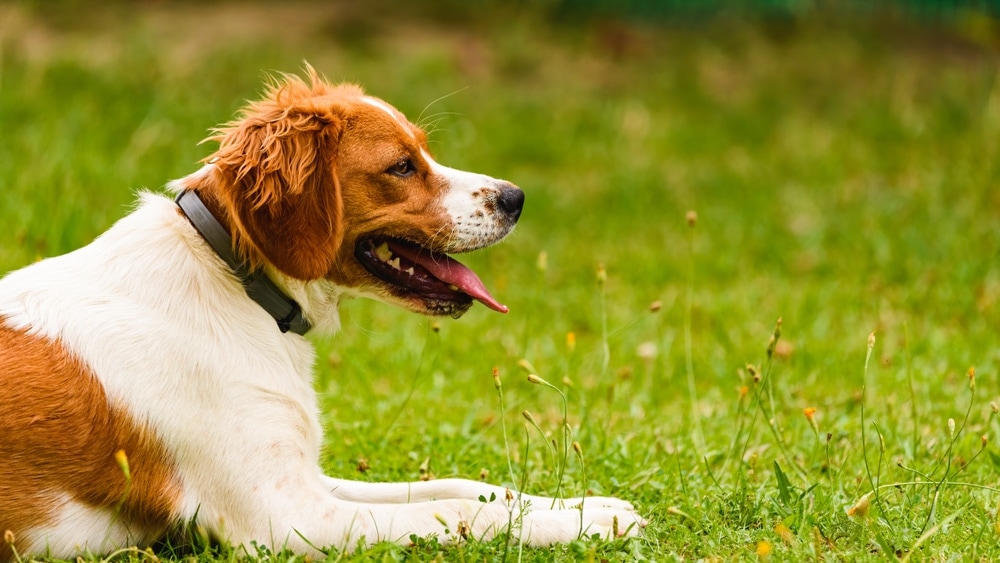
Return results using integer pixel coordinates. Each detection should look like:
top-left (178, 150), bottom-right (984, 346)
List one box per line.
top-left (0, 185), bottom-right (643, 557)
top-left (22, 496), bottom-right (144, 558)
top-left (422, 149), bottom-right (517, 252)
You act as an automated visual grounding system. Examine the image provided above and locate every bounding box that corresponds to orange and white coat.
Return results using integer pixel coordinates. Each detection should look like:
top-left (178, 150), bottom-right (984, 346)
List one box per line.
top-left (0, 69), bottom-right (645, 560)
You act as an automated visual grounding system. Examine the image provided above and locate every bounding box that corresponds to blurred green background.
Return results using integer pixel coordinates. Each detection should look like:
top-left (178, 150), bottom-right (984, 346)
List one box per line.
top-left (2, 1), bottom-right (999, 559)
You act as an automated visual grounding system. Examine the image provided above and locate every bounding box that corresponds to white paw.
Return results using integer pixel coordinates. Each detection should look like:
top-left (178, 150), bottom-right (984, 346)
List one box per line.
top-left (519, 506), bottom-right (647, 546)
top-left (578, 507), bottom-right (646, 538)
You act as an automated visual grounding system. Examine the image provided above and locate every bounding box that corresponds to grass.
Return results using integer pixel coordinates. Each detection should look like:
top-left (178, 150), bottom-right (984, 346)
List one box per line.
top-left (2, 1), bottom-right (1000, 560)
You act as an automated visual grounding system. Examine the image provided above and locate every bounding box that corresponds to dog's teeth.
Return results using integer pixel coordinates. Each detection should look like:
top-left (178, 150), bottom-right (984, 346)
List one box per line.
top-left (448, 284), bottom-right (459, 291)
top-left (375, 242), bottom-right (392, 263)
top-left (389, 257), bottom-right (401, 270)
top-left (406, 267), bottom-right (415, 275)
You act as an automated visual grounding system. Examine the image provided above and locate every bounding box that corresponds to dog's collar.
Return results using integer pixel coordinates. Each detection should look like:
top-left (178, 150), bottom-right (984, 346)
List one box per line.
top-left (175, 190), bottom-right (311, 335)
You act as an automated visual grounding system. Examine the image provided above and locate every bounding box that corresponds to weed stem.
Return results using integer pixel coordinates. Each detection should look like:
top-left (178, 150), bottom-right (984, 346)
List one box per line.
top-left (683, 211), bottom-right (704, 452)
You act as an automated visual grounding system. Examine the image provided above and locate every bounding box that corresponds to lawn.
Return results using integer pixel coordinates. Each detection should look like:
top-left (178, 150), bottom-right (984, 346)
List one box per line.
top-left (1, 2), bottom-right (999, 561)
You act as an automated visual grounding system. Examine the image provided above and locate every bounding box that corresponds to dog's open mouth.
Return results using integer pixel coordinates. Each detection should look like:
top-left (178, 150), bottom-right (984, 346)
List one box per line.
top-left (355, 237), bottom-right (508, 315)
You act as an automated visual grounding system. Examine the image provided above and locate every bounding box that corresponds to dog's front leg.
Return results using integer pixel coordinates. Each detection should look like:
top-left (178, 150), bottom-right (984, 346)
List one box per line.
top-left (279, 496), bottom-right (644, 551)
top-left (322, 476), bottom-right (637, 512)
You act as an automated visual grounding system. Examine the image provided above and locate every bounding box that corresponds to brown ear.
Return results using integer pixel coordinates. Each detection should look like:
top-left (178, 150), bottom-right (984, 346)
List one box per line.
top-left (211, 86), bottom-right (345, 281)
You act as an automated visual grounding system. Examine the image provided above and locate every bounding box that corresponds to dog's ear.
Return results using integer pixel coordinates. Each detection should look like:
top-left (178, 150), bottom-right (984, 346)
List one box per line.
top-left (210, 76), bottom-right (345, 280)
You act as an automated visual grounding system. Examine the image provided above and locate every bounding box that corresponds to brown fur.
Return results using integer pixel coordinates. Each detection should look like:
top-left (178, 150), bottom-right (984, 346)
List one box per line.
top-left (0, 324), bottom-right (182, 559)
top-left (207, 70), bottom-right (348, 280)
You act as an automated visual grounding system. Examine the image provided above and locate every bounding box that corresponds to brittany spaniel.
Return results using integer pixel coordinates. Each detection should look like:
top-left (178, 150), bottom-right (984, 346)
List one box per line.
top-left (0, 68), bottom-right (645, 559)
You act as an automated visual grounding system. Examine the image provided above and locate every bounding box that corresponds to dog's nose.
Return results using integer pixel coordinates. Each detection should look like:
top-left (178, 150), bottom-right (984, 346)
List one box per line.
top-left (497, 183), bottom-right (524, 221)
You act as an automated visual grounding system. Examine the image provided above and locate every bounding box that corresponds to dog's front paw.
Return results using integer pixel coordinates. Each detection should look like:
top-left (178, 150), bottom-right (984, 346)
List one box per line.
top-left (519, 506), bottom-right (647, 546)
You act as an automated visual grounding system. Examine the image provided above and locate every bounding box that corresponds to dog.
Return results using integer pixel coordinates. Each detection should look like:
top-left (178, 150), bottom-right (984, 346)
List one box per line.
top-left (0, 68), bottom-right (645, 559)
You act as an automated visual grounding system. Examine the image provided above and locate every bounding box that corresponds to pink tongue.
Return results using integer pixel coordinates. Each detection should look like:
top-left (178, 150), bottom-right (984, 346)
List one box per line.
top-left (390, 243), bottom-right (508, 314)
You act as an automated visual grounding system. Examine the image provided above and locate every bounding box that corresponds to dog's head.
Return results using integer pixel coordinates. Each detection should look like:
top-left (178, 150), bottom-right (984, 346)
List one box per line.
top-left (193, 67), bottom-right (522, 318)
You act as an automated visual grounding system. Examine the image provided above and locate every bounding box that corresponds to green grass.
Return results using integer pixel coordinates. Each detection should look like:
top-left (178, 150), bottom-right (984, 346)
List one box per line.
top-left (2, 2), bottom-right (1000, 561)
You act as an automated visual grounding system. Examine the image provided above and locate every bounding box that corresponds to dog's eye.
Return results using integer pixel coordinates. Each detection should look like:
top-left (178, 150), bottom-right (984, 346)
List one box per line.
top-left (387, 157), bottom-right (416, 178)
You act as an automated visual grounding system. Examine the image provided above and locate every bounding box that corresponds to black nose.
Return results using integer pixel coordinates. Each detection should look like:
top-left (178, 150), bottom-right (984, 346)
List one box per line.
top-left (497, 184), bottom-right (525, 220)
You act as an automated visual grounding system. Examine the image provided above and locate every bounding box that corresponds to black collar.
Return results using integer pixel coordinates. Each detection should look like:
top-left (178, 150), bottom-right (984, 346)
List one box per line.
top-left (175, 190), bottom-right (311, 335)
